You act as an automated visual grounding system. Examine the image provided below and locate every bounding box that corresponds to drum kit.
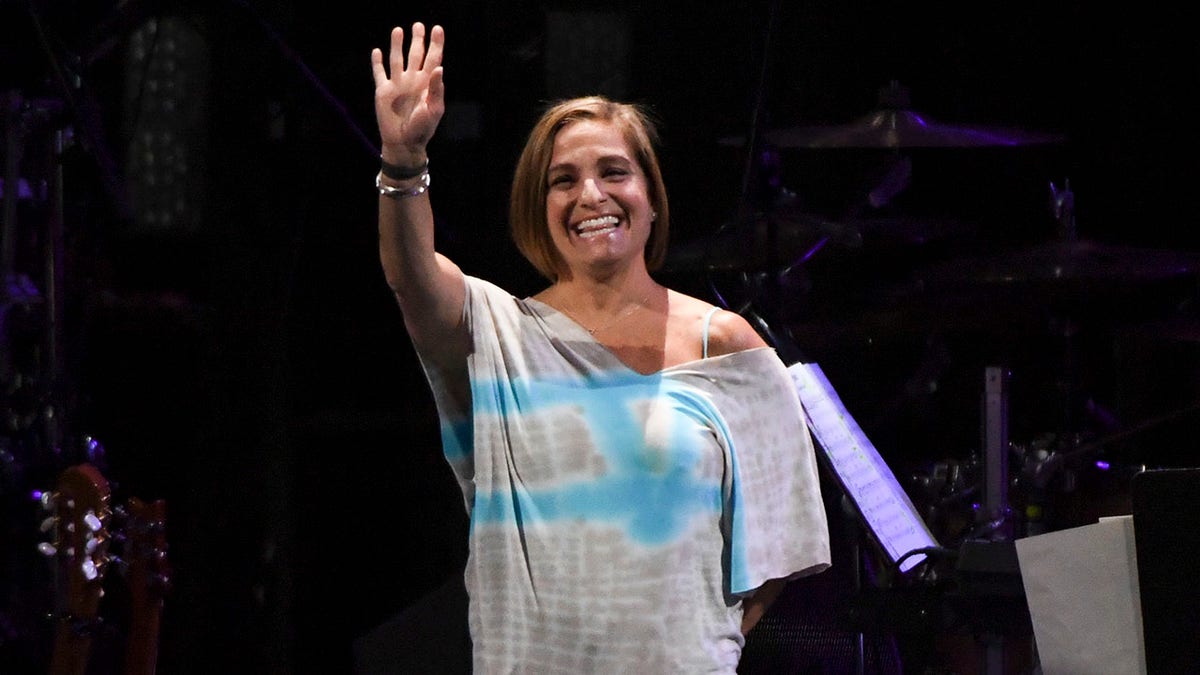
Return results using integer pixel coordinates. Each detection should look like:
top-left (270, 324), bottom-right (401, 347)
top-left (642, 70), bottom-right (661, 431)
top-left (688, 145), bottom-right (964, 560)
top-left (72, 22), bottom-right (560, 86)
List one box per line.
top-left (666, 82), bottom-right (1200, 542)
top-left (689, 81), bottom-right (1200, 675)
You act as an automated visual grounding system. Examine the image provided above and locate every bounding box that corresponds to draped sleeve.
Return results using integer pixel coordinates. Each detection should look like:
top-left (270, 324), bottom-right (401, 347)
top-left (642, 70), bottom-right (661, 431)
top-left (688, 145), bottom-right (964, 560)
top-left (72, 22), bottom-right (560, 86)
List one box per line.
top-left (683, 350), bottom-right (832, 596)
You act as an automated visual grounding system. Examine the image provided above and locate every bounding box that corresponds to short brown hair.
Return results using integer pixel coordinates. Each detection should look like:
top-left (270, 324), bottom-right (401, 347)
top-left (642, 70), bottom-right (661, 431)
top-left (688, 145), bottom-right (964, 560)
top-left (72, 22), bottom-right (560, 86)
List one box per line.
top-left (509, 96), bottom-right (670, 282)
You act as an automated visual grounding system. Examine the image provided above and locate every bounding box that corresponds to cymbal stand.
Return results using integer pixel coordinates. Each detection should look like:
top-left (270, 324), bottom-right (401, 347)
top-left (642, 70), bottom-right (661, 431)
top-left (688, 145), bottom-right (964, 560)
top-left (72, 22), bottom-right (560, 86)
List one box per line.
top-left (979, 367), bottom-right (1012, 540)
top-left (971, 366), bottom-right (1046, 673)
top-left (709, 0), bottom-right (785, 314)
top-left (44, 125), bottom-right (68, 456)
top-left (1, 91), bottom-right (68, 454)
top-left (1, 87), bottom-right (74, 668)
top-left (977, 366), bottom-right (1012, 675)
top-left (1050, 178), bottom-right (1085, 448)
top-left (2, 91), bottom-right (34, 388)
top-left (1049, 178), bottom-right (1076, 243)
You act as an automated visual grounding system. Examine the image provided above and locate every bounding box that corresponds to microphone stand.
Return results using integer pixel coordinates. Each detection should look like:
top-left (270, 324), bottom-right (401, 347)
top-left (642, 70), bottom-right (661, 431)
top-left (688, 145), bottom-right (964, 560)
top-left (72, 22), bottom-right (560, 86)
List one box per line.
top-left (707, 0), bottom-right (784, 307)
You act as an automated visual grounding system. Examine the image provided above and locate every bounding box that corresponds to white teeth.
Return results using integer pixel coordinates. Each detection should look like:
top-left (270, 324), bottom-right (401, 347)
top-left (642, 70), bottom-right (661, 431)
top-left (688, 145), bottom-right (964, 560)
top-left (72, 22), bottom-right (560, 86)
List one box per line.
top-left (575, 215), bottom-right (620, 238)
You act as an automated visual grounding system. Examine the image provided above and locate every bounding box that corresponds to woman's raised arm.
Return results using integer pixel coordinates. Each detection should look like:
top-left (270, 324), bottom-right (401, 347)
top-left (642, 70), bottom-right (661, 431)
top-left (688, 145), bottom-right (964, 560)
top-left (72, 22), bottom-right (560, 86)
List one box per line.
top-left (371, 23), bottom-right (467, 364)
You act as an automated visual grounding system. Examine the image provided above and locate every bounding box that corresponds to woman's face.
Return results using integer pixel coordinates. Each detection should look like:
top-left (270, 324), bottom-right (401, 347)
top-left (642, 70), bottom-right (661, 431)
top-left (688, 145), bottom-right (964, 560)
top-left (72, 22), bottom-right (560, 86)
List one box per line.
top-left (544, 119), bottom-right (653, 280)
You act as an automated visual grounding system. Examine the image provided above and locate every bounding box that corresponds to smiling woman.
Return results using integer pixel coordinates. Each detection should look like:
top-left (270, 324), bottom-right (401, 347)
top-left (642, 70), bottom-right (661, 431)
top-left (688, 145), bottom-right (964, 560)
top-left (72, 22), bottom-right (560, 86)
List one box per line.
top-left (372, 21), bottom-right (831, 673)
top-left (542, 119), bottom-right (655, 281)
top-left (510, 97), bottom-right (669, 284)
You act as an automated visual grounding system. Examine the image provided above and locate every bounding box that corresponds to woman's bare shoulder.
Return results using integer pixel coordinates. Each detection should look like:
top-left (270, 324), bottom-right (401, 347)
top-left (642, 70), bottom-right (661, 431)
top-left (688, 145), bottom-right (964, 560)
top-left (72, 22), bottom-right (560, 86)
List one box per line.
top-left (667, 291), bottom-right (768, 357)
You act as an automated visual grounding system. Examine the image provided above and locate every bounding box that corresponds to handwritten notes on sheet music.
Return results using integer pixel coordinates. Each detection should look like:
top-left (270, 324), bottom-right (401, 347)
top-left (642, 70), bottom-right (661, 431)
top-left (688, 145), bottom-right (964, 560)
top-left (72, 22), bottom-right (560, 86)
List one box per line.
top-left (789, 363), bottom-right (938, 572)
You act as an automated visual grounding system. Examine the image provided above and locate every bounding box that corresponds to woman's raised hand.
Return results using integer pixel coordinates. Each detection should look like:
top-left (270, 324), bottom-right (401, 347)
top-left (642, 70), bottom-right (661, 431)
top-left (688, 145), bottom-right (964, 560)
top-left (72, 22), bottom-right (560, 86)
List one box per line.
top-left (371, 23), bottom-right (445, 161)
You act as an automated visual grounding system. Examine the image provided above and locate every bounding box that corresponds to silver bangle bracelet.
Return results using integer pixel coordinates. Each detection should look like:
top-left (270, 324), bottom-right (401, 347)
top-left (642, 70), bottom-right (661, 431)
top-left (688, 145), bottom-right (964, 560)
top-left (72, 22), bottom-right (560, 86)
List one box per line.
top-left (376, 170), bottom-right (430, 199)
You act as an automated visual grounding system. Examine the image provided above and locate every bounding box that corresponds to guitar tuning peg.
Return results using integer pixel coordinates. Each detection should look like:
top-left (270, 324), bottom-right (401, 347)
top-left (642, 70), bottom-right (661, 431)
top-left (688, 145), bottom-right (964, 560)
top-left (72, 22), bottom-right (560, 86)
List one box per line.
top-left (82, 558), bottom-right (98, 581)
top-left (84, 511), bottom-right (103, 532)
top-left (40, 516), bottom-right (56, 532)
top-left (82, 436), bottom-right (110, 469)
top-left (85, 537), bottom-right (102, 555)
top-left (153, 573), bottom-right (173, 594)
top-left (37, 542), bottom-right (57, 557)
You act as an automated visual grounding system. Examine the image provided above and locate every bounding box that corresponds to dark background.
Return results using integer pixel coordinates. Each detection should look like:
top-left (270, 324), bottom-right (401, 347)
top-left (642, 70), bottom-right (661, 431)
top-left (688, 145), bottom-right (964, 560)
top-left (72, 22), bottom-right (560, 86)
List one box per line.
top-left (3, 1), bottom-right (1199, 672)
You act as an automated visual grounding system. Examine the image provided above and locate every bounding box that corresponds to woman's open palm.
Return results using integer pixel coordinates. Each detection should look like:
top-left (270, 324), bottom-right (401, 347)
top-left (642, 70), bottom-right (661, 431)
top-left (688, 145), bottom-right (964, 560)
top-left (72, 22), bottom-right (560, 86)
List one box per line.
top-left (371, 23), bottom-right (445, 152)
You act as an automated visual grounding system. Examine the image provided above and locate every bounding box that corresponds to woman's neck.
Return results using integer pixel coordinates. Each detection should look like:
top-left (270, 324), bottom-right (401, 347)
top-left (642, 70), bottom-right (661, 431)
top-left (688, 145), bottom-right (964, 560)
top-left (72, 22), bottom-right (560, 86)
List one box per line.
top-left (546, 267), bottom-right (659, 312)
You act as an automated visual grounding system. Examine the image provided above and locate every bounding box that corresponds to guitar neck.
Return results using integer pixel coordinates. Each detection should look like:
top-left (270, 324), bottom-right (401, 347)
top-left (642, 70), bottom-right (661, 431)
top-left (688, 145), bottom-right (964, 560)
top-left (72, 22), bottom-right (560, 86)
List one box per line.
top-left (46, 463), bottom-right (111, 675)
top-left (123, 496), bottom-right (169, 675)
top-left (49, 621), bottom-right (95, 675)
top-left (43, 466), bottom-right (170, 675)
top-left (124, 603), bottom-right (162, 675)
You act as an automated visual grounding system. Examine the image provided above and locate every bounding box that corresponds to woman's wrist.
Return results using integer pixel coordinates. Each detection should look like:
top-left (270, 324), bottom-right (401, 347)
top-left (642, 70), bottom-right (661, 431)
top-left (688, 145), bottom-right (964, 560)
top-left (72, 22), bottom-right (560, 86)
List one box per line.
top-left (376, 163), bottom-right (431, 199)
top-left (381, 155), bottom-right (429, 181)
top-left (380, 144), bottom-right (428, 171)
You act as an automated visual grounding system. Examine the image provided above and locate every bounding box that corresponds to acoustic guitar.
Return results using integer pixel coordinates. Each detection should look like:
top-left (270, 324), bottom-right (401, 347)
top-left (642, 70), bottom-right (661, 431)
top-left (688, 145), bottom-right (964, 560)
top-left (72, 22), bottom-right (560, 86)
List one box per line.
top-left (44, 463), bottom-right (112, 675)
top-left (119, 496), bottom-right (170, 675)
top-left (41, 464), bottom-right (171, 675)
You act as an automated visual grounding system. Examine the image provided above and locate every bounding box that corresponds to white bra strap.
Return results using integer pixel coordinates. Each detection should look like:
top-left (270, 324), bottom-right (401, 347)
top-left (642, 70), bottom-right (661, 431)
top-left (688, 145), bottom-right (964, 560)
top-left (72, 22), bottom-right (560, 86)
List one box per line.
top-left (701, 306), bottom-right (721, 359)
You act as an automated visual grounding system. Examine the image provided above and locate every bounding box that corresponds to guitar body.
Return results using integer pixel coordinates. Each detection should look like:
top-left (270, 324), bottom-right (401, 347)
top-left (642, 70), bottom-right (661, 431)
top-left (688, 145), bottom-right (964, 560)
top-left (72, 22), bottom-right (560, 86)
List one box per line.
top-left (47, 463), bottom-right (112, 675)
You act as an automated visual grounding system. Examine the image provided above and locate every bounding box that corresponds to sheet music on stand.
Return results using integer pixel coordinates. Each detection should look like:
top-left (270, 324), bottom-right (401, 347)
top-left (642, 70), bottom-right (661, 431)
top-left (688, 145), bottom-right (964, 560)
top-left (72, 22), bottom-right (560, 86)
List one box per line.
top-left (789, 362), bottom-right (939, 573)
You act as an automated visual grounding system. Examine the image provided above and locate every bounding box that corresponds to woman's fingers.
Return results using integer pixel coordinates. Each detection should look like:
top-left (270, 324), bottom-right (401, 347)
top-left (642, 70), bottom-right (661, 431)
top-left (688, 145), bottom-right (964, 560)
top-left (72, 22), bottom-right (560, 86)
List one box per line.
top-left (377, 23), bottom-right (442, 82)
top-left (406, 22), bottom-right (426, 73)
top-left (389, 26), bottom-right (405, 78)
top-left (429, 67), bottom-right (445, 112)
top-left (370, 47), bottom-right (386, 86)
top-left (425, 25), bottom-right (445, 73)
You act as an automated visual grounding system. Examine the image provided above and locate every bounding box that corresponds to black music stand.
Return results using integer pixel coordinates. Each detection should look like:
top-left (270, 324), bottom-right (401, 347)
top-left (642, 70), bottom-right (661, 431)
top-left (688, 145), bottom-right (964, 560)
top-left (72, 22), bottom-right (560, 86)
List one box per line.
top-left (1131, 468), bottom-right (1200, 674)
top-left (789, 362), bottom-right (942, 575)
top-left (787, 363), bottom-right (944, 674)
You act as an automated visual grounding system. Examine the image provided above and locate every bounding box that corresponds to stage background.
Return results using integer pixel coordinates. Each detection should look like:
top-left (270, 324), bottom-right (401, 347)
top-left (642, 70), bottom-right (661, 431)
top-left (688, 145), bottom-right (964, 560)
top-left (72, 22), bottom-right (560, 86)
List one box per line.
top-left (3, 1), bottom-right (1197, 672)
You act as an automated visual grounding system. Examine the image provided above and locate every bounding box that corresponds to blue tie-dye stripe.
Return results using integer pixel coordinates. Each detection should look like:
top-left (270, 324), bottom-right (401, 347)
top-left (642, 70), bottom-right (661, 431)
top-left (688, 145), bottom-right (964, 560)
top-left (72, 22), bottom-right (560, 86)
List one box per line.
top-left (726, 439), bottom-right (751, 594)
top-left (439, 418), bottom-right (473, 465)
top-left (467, 372), bottom-right (733, 546)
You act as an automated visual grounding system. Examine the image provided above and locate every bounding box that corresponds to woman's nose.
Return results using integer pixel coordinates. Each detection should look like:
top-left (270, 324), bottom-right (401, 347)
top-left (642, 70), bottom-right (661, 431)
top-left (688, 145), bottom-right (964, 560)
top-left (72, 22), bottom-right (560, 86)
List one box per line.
top-left (579, 177), bottom-right (606, 204)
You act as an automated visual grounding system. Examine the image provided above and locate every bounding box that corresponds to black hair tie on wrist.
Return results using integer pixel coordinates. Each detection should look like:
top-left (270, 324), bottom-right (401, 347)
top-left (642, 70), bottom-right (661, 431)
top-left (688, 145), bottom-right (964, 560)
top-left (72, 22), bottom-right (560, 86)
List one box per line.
top-left (380, 156), bottom-right (430, 181)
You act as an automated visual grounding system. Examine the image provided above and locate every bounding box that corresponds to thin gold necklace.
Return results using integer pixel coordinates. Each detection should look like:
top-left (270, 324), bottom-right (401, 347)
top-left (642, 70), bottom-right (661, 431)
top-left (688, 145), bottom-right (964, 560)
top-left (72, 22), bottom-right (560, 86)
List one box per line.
top-left (567, 293), bottom-right (651, 336)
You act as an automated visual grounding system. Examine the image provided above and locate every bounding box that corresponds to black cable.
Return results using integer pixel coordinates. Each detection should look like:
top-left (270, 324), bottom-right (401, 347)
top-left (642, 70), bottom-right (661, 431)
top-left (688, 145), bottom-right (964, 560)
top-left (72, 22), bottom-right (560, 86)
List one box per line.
top-left (893, 545), bottom-right (956, 575)
top-left (227, 0), bottom-right (380, 161)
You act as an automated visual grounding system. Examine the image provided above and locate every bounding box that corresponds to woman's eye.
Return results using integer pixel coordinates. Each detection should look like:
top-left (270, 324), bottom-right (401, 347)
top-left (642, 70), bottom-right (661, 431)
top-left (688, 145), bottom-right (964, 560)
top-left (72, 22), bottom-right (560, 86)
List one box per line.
top-left (549, 175), bottom-right (572, 186)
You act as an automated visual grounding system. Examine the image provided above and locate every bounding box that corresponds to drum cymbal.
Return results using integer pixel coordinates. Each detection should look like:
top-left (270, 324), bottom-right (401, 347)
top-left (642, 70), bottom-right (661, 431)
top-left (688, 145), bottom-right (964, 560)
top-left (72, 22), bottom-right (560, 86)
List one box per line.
top-left (721, 109), bottom-right (1065, 149)
top-left (722, 81), bottom-right (1064, 149)
top-left (663, 210), bottom-right (973, 273)
top-left (910, 239), bottom-right (1200, 322)
top-left (922, 239), bottom-right (1200, 287)
top-left (662, 211), bottom-right (855, 272)
top-left (765, 109), bottom-right (1065, 149)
